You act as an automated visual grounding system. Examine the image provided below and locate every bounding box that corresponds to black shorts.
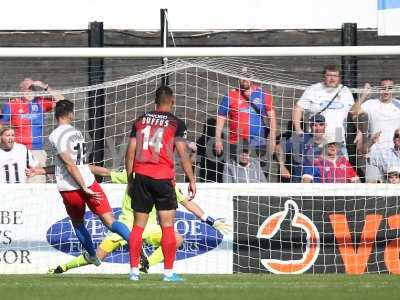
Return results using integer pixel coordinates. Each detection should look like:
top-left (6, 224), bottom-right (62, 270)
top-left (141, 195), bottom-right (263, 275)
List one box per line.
top-left (128, 173), bottom-right (177, 213)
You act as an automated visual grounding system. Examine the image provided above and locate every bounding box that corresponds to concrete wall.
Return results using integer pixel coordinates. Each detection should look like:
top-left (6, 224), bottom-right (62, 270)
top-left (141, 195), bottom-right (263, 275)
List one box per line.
top-left (0, 28), bottom-right (399, 91)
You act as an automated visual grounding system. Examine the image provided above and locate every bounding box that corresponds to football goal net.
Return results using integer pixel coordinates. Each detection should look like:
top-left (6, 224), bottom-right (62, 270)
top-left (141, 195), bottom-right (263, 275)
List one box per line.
top-left (1, 46), bottom-right (400, 274)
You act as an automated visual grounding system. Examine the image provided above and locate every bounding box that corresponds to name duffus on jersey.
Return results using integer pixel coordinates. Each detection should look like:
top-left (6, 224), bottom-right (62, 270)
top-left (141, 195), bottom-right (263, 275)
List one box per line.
top-left (131, 111), bottom-right (187, 180)
top-left (141, 113), bottom-right (170, 127)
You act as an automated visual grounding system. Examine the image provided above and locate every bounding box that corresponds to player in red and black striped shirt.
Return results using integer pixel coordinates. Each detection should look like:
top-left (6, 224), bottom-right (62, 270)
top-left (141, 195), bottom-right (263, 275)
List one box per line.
top-left (125, 86), bottom-right (196, 282)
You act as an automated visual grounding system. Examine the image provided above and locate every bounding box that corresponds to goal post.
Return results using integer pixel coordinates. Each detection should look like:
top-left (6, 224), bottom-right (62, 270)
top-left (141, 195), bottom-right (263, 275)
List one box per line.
top-left (1, 46), bottom-right (400, 274)
top-left (0, 46), bottom-right (399, 57)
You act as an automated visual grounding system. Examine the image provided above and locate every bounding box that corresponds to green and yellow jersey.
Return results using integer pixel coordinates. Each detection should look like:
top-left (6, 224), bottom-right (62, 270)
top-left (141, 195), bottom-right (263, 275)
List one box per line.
top-left (104, 170), bottom-right (187, 246)
top-left (110, 170), bottom-right (156, 227)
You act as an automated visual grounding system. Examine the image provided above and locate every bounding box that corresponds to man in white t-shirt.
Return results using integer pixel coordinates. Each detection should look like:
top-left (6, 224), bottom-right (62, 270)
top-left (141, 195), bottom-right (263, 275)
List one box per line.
top-left (366, 128), bottom-right (400, 183)
top-left (351, 78), bottom-right (400, 152)
top-left (49, 99), bottom-right (130, 266)
top-left (292, 65), bottom-right (354, 145)
top-left (0, 127), bottom-right (38, 183)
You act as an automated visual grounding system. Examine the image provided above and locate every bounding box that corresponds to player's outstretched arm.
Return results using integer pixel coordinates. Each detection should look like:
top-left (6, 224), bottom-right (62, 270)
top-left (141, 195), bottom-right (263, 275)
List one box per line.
top-left (26, 167), bottom-right (46, 177)
top-left (89, 165), bottom-right (112, 177)
top-left (180, 196), bottom-right (231, 235)
top-left (26, 165), bottom-right (55, 177)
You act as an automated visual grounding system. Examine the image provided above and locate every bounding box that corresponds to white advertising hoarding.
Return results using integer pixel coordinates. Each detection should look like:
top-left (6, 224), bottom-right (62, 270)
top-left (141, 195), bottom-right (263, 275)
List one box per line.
top-left (0, 183), bottom-right (233, 274)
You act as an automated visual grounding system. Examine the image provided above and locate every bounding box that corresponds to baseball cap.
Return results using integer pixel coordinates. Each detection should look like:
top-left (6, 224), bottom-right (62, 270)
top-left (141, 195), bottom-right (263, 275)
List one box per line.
top-left (323, 133), bottom-right (342, 146)
top-left (309, 114), bottom-right (326, 124)
top-left (387, 166), bottom-right (400, 175)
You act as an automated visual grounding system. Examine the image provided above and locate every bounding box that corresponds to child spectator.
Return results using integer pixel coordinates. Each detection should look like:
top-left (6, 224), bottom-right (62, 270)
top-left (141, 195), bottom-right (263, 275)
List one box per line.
top-left (302, 134), bottom-right (360, 183)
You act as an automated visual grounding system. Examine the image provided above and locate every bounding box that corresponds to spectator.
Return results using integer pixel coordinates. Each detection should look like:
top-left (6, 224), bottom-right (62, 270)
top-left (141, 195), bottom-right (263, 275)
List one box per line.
top-left (351, 78), bottom-right (400, 152)
top-left (275, 121), bottom-right (295, 182)
top-left (196, 117), bottom-right (225, 182)
top-left (302, 134), bottom-right (360, 183)
top-left (215, 68), bottom-right (277, 177)
top-left (292, 65), bottom-right (354, 154)
top-left (385, 167), bottom-right (400, 184)
top-left (367, 128), bottom-right (400, 183)
top-left (0, 78), bottom-right (64, 183)
top-left (279, 114), bottom-right (326, 182)
top-left (0, 127), bottom-right (38, 183)
top-left (223, 148), bottom-right (267, 183)
top-left (345, 109), bottom-right (365, 182)
top-left (179, 141), bottom-right (197, 183)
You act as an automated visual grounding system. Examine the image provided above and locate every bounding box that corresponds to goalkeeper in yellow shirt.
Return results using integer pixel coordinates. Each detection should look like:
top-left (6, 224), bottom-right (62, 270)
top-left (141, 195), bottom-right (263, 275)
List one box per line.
top-left (45, 165), bottom-right (231, 274)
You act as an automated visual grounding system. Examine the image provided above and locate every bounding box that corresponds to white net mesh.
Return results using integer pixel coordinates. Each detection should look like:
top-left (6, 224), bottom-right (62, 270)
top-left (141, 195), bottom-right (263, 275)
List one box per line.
top-left (1, 57), bottom-right (396, 183)
top-left (1, 56), bottom-right (400, 274)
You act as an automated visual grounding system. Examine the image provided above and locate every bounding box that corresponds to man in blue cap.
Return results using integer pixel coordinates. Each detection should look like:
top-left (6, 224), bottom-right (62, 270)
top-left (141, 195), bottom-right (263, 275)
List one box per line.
top-left (279, 114), bottom-right (326, 182)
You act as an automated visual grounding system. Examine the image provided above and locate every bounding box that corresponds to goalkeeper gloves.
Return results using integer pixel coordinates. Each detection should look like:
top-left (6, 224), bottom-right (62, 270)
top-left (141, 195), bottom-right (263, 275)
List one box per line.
top-left (205, 216), bottom-right (232, 235)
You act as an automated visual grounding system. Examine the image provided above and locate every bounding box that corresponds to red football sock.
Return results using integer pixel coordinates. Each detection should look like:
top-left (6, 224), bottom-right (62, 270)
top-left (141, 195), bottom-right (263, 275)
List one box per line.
top-left (161, 226), bottom-right (176, 270)
top-left (129, 225), bottom-right (144, 268)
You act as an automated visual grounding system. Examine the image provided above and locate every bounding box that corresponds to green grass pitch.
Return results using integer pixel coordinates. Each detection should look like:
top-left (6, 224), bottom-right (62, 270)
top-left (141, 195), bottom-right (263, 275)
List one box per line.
top-left (0, 274), bottom-right (399, 300)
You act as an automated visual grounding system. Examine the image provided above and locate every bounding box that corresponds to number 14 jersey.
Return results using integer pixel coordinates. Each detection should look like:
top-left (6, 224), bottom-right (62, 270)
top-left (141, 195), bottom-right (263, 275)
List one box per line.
top-left (49, 124), bottom-right (95, 191)
top-left (130, 111), bottom-right (187, 180)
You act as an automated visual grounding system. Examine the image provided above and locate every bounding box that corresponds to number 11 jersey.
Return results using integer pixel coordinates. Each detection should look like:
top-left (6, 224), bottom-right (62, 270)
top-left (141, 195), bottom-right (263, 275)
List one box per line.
top-left (130, 111), bottom-right (187, 180)
top-left (49, 124), bottom-right (95, 191)
top-left (0, 143), bottom-right (38, 183)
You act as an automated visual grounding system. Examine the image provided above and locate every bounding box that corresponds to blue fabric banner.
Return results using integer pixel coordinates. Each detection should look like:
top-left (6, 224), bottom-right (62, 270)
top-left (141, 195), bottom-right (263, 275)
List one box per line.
top-left (378, 0), bottom-right (400, 35)
top-left (378, 0), bottom-right (400, 10)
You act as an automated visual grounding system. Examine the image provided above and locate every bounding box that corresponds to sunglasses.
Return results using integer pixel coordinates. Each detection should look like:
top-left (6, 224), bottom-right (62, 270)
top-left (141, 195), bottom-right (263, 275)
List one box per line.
top-left (394, 133), bottom-right (400, 139)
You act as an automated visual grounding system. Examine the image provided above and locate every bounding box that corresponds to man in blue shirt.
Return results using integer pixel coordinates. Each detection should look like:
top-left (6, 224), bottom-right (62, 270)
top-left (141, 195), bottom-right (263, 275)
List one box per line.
top-left (281, 114), bottom-right (326, 182)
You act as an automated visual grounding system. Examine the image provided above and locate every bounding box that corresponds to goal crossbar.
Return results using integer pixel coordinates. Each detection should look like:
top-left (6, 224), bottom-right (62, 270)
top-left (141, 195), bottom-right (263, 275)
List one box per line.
top-left (0, 46), bottom-right (399, 58)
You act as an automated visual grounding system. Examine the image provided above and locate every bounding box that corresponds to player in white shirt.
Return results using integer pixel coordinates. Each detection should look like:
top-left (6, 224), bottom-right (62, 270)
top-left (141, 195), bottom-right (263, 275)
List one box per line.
top-left (0, 127), bottom-right (38, 183)
top-left (292, 65), bottom-right (354, 145)
top-left (49, 100), bottom-right (131, 265)
top-left (352, 78), bottom-right (400, 151)
top-left (49, 124), bottom-right (95, 192)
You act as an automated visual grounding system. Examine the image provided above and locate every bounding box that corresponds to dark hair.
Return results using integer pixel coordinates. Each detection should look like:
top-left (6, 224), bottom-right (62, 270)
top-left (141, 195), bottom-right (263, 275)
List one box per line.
top-left (323, 65), bottom-right (341, 75)
top-left (241, 148), bottom-right (250, 154)
top-left (55, 99), bottom-right (74, 120)
top-left (155, 86), bottom-right (174, 105)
